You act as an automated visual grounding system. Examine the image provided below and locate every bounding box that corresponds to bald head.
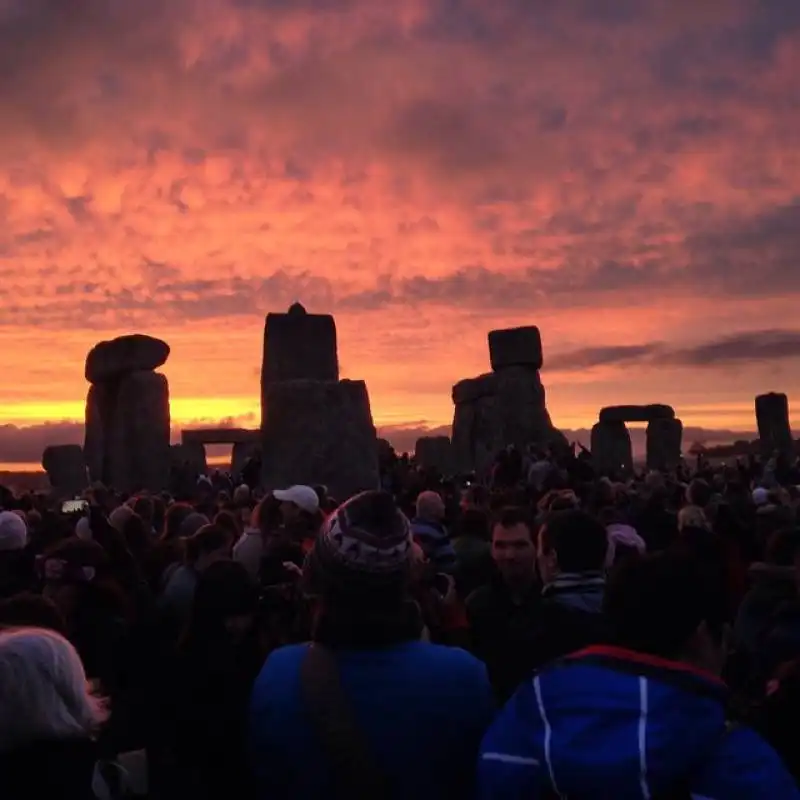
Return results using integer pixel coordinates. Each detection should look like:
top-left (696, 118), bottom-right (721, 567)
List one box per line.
top-left (416, 491), bottom-right (445, 522)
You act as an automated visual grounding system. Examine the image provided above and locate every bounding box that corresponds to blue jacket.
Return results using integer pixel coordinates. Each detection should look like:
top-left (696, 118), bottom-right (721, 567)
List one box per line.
top-left (250, 641), bottom-right (495, 799)
top-left (478, 645), bottom-right (799, 799)
top-left (411, 518), bottom-right (457, 573)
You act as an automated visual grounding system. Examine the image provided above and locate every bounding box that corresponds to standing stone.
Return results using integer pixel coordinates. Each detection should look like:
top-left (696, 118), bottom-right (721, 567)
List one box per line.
top-left (591, 421), bottom-right (633, 476)
top-left (451, 402), bottom-right (476, 475)
top-left (755, 393), bottom-right (793, 457)
top-left (84, 384), bottom-right (107, 483)
top-left (646, 418), bottom-right (684, 472)
top-left (107, 371), bottom-right (171, 493)
top-left (42, 445), bottom-right (89, 495)
top-left (451, 327), bottom-right (565, 475)
top-left (170, 442), bottom-right (208, 476)
top-left (488, 327), bottom-right (543, 371)
top-left (493, 366), bottom-right (549, 445)
top-left (377, 438), bottom-right (395, 466)
top-left (83, 332), bottom-right (172, 493)
top-left (262, 379), bottom-right (378, 500)
top-left (261, 304), bottom-right (338, 393)
top-left (415, 436), bottom-right (453, 474)
top-left (85, 334), bottom-right (170, 384)
top-left (232, 441), bottom-right (259, 477)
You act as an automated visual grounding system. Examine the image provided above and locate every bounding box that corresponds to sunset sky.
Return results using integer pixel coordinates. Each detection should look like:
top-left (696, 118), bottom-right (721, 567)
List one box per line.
top-left (2, 0), bottom-right (800, 462)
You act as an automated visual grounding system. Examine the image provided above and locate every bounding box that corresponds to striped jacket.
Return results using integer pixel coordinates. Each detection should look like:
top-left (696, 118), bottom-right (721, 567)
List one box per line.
top-left (478, 645), bottom-right (799, 799)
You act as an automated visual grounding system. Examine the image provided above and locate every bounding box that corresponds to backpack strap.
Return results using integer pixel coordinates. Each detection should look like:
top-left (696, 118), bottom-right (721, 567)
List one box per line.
top-left (300, 644), bottom-right (390, 798)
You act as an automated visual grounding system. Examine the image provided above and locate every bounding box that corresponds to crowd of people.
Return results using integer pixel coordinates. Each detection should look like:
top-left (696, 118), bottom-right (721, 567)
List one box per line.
top-left (1, 443), bottom-right (800, 798)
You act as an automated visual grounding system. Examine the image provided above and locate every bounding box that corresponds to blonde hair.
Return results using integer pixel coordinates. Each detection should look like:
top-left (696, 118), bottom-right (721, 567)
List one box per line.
top-left (0, 627), bottom-right (107, 750)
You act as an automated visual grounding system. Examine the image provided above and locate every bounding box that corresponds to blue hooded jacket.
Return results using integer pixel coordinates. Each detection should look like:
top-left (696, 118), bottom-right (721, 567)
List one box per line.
top-left (250, 641), bottom-right (495, 799)
top-left (478, 645), bottom-right (799, 799)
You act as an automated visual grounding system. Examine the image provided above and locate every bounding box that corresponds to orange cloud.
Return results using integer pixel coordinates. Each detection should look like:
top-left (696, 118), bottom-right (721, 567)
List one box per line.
top-left (1, 0), bottom-right (800, 444)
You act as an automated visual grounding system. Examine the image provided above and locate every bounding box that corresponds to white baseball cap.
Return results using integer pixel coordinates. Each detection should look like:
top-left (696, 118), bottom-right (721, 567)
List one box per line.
top-left (273, 485), bottom-right (320, 514)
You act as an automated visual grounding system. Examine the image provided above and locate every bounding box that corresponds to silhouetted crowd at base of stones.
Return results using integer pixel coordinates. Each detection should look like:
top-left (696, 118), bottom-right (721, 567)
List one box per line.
top-left (5, 444), bottom-right (800, 798)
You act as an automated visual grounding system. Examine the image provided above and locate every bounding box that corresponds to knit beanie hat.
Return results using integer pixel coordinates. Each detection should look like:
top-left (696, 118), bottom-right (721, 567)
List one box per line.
top-left (304, 490), bottom-right (412, 599)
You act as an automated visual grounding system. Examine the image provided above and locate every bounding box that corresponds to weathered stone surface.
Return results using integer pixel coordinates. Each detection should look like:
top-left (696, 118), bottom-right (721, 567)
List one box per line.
top-left (42, 444), bottom-right (88, 495)
top-left (415, 436), bottom-right (453, 473)
top-left (85, 334), bottom-right (170, 384)
top-left (231, 441), bottom-right (259, 476)
top-left (452, 373), bottom-right (497, 405)
top-left (591, 421), bottom-right (633, 476)
top-left (755, 392), bottom-right (793, 457)
top-left (261, 306), bottom-right (338, 393)
top-left (262, 379), bottom-right (379, 501)
top-left (107, 371), bottom-right (171, 492)
top-left (494, 367), bottom-right (549, 444)
top-left (377, 438), bottom-right (395, 465)
top-left (599, 404), bottom-right (675, 424)
top-left (84, 384), bottom-right (109, 483)
top-left (170, 442), bottom-right (208, 476)
top-left (488, 327), bottom-right (543, 371)
top-left (646, 418), bottom-right (684, 472)
top-left (451, 402), bottom-right (476, 474)
top-left (451, 367), bottom-right (564, 476)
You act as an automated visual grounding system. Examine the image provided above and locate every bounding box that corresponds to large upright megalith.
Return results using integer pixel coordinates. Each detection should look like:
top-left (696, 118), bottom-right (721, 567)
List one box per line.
top-left (83, 334), bottom-right (171, 492)
top-left (591, 421), bottom-right (633, 476)
top-left (260, 305), bottom-right (378, 500)
top-left (755, 392), bottom-right (793, 457)
top-left (646, 418), bottom-right (684, 472)
top-left (261, 302), bottom-right (338, 388)
top-left (451, 326), bottom-right (566, 475)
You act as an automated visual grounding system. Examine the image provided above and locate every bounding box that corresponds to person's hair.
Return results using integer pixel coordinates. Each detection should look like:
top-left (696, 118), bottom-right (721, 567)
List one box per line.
top-left (185, 524), bottom-right (230, 566)
top-left (213, 510), bottom-right (241, 541)
top-left (161, 503), bottom-right (195, 542)
top-left (232, 485), bottom-right (251, 507)
top-left (491, 506), bottom-right (534, 540)
top-left (605, 552), bottom-right (725, 658)
top-left (457, 508), bottom-right (491, 541)
top-left (108, 504), bottom-right (134, 534)
top-left (181, 560), bottom-right (258, 649)
top-left (766, 527), bottom-right (800, 567)
top-left (0, 627), bottom-right (108, 749)
top-left (687, 479), bottom-right (713, 509)
top-left (252, 496), bottom-right (282, 537)
top-left (132, 496), bottom-right (154, 527)
top-left (540, 510), bottom-right (608, 573)
top-left (121, 513), bottom-right (151, 563)
top-left (0, 594), bottom-right (67, 636)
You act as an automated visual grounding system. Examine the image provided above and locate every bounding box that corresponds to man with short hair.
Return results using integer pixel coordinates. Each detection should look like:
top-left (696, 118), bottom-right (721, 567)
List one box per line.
top-left (479, 553), bottom-right (800, 798)
top-left (529, 509), bottom-right (609, 669)
top-left (467, 507), bottom-right (542, 701)
top-left (411, 490), bottom-right (457, 573)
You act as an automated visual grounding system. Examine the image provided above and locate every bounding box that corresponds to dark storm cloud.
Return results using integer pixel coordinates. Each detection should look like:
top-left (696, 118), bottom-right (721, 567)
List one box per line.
top-left (548, 329), bottom-right (800, 372)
